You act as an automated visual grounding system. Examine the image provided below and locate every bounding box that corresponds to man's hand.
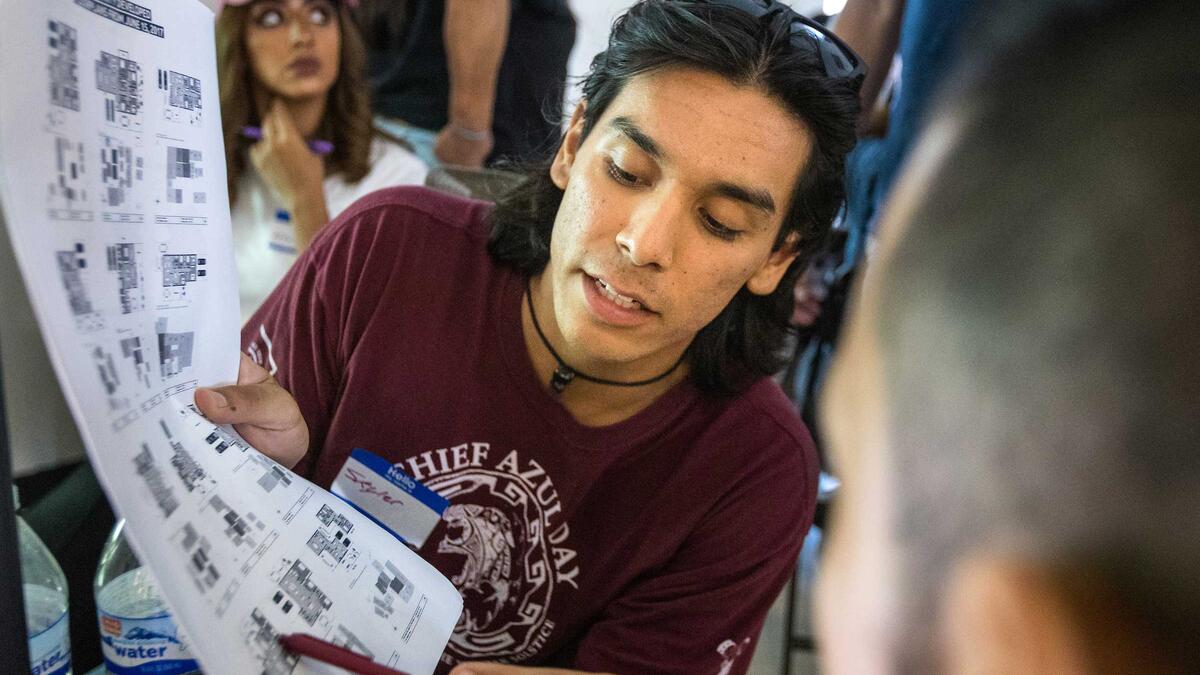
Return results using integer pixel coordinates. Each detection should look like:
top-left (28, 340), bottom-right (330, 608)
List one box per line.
top-left (249, 99), bottom-right (326, 210)
top-left (449, 664), bottom-right (612, 675)
top-left (194, 353), bottom-right (309, 469)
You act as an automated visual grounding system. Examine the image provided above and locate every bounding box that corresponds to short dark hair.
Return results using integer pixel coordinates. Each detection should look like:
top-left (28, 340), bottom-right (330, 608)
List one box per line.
top-left (487, 0), bottom-right (860, 394)
top-left (874, 1), bottom-right (1200, 670)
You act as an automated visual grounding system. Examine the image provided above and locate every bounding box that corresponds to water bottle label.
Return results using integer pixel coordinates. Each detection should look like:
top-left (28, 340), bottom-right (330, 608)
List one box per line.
top-left (29, 609), bottom-right (71, 675)
top-left (99, 610), bottom-right (198, 675)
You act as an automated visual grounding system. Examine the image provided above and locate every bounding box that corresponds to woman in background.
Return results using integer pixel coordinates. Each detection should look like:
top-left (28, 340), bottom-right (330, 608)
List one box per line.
top-left (217, 0), bottom-right (427, 322)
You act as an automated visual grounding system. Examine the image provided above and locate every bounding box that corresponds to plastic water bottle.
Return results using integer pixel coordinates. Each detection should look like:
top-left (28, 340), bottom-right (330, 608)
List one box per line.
top-left (94, 519), bottom-right (199, 674)
top-left (15, 487), bottom-right (73, 675)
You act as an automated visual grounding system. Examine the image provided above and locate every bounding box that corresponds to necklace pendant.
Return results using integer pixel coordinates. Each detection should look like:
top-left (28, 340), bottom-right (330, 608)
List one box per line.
top-left (550, 365), bottom-right (575, 393)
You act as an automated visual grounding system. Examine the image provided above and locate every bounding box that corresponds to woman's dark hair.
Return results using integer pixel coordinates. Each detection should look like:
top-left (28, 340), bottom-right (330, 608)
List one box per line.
top-left (488, 0), bottom-right (860, 395)
top-left (217, 1), bottom-right (374, 206)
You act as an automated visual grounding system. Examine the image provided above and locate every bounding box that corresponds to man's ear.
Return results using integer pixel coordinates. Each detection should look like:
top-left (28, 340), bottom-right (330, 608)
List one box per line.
top-left (551, 100), bottom-right (588, 191)
top-left (746, 232), bottom-right (801, 296)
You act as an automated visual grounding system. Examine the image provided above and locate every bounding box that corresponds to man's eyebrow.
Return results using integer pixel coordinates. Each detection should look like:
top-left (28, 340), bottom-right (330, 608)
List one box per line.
top-left (610, 116), bottom-right (664, 159)
top-left (713, 181), bottom-right (776, 216)
top-left (609, 116), bottom-right (776, 216)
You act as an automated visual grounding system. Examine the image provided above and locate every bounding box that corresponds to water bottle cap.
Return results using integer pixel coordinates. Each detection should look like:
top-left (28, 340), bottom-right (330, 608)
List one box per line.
top-left (275, 209), bottom-right (291, 222)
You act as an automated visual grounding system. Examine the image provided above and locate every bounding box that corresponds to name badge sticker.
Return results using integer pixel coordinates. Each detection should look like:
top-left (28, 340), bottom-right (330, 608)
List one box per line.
top-left (331, 448), bottom-right (450, 547)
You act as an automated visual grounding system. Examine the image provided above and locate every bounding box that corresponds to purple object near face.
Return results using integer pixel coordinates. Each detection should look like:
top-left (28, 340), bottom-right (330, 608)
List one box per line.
top-left (240, 126), bottom-right (335, 156)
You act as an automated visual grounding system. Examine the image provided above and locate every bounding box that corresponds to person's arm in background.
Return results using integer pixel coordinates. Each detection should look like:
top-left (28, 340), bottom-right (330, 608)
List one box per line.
top-left (435, 0), bottom-right (512, 167)
top-left (831, 0), bottom-right (906, 135)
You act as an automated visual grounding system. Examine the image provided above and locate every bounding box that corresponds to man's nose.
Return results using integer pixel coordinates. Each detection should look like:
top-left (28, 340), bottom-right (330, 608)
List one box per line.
top-left (615, 191), bottom-right (686, 270)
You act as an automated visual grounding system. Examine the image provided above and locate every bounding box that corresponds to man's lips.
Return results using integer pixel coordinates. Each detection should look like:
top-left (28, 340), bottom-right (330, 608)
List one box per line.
top-left (586, 273), bottom-right (656, 314)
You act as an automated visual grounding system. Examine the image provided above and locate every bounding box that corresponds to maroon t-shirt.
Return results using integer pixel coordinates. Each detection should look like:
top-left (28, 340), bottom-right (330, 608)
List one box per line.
top-left (243, 187), bottom-right (818, 674)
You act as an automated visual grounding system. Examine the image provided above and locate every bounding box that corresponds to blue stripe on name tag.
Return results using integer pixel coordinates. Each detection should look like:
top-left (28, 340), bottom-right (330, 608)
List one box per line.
top-left (350, 448), bottom-right (449, 515)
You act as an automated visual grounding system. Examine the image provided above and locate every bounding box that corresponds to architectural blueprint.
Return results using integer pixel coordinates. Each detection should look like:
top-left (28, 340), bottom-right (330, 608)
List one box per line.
top-left (0, 1), bottom-right (462, 673)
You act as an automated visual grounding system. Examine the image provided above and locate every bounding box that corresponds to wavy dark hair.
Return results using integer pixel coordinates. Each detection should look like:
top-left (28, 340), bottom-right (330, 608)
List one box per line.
top-left (217, 1), bottom-right (374, 206)
top-left (488, 0), bottom-right (860, 394)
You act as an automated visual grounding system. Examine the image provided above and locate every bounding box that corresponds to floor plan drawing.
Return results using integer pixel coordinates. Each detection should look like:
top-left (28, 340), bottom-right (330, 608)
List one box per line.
top-left (157, 68), bottom-right (202, 126)
top-left (48, 135), bottom-right (91, 220)
top-left (48, 20), bottom-right (81, 112)
top-left (99, 133), bottom-right (144, 212)
top-left (56, 243), bottom-right (104, 331)
top-left (155, 316), bottom-right (194, 378)
top-left (165, 145), bottom-right (204, 205)
top-left (2, 3), bottom-right (461, 673)
top-left (96, 50), bottom-right (143, 131)
top-left (106, 242), bottom-right (146, 314)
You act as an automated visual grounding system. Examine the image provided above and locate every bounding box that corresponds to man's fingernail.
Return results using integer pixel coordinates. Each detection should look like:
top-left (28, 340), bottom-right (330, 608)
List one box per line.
top-left (203, 389), bottom-right (228, 408)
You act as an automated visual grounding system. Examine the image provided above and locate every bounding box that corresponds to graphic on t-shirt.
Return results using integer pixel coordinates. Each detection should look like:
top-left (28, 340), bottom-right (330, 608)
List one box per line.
top-left (716, 637), bottom-right (752, 675)
top-left (156, 68), bottom-right (202, 126)
top-left (48, 20), bottom-right (80, 112)
top-left (414, 445), bottom-right (579, 663)
top-left (95, 50), bottom-right (143, 131)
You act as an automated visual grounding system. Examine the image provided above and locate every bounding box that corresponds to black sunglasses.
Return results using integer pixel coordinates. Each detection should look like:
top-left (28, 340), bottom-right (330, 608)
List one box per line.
top-left (696, 0), bottom-right (866, 87)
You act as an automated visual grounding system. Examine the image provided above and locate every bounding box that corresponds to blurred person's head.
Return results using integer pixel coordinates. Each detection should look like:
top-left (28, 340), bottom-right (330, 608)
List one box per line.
top-left (489, 0), bottom-right (861, 394)
top-left (817, 1), bottom-right (1200, 673)
top-left (216, 0), bottom-right (372, 202)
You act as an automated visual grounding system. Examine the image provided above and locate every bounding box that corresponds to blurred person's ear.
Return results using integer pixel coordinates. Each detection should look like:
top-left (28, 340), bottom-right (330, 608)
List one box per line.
top-left (551, 101), bottom-right (588, 191)
top-left (942, 555), bottom-right (1183, 675)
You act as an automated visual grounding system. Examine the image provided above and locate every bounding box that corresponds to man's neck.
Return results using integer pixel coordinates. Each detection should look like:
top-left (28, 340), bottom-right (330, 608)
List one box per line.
top-left (521, 276), bottom-right (688, 427)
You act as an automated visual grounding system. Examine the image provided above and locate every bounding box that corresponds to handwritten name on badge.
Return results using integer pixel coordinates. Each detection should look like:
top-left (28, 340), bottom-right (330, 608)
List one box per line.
top-left (332, 448), bottom-right (450, 547)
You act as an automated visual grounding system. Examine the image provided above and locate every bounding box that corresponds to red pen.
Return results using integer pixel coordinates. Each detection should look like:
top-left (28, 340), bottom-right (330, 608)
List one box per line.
top-left (278, 633), bottom-right (411, 675)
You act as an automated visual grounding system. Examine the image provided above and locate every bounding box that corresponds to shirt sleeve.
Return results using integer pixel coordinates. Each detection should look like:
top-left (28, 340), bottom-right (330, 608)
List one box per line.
top-left (572, 429), bottom-right (815, 675)
top-left (239, 198), bottom-right (417, 478)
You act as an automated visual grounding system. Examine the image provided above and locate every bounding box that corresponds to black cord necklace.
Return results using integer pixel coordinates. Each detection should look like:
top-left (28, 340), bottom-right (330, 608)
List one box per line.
top-left (525, 283), bottom-right (685, 393)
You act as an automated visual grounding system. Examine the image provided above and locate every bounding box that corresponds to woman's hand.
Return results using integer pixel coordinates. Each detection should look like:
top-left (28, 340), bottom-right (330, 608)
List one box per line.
top-left (250, 98), bottom-right (326, 210)
top-left (249, 99), bottom-right (331, 249)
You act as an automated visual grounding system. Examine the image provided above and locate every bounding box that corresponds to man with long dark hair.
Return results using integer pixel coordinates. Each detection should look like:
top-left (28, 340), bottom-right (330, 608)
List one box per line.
top-left (196, 1), bottom-right (861, 671)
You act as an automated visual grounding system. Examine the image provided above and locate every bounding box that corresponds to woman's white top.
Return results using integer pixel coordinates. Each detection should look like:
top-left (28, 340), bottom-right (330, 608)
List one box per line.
top-left (231, 135), bottom-right (427, 323)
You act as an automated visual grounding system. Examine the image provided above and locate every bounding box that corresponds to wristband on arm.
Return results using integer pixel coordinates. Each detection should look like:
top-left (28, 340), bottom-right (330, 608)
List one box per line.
top-left (447, 122), bottom-right (492, 142)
